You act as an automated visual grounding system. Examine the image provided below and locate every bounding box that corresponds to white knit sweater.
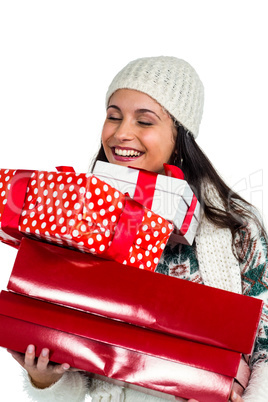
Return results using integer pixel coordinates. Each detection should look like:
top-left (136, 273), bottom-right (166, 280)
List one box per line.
top-left (22, 214), bottom-right (268, 401)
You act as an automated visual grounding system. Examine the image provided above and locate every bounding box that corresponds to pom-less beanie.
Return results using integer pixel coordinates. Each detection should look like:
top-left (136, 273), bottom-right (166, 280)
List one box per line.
top-left (105, 56), bottom-right (204, 138)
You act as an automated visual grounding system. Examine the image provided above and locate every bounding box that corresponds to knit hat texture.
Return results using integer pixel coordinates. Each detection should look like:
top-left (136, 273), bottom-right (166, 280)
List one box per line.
top-left (106, 56), bottom-right (204, 138)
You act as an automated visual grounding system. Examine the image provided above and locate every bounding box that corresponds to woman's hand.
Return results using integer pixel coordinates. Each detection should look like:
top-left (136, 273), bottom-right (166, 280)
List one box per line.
top-left (8, 344), bottom-right (70, 389)
top-left (8, 346), bottom-right (245, 401)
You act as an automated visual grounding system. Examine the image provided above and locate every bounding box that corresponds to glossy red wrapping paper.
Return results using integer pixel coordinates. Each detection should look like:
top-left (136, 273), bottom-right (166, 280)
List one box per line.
top-left (0, 290), bottom-right (240, 402)
top-left (0, 168), bottom-right (173, 270)
top-left (8, 238), bottom-right (263, 355)
top-left (1, 238), bottom-right (261, 400)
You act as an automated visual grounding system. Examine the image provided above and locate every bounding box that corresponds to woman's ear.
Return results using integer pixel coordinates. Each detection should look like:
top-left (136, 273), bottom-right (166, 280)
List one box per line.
top-left (172, 149), bottom-right (180, 165)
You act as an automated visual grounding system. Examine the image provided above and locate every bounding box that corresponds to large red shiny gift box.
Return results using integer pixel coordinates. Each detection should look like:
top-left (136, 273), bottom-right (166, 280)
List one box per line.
top-left (2, 238), bottom-right (263, 401)
top-left (0, 289), bottom-right (244, 402)
top-left (8, 238), bottom-right (263, 355)
top-left (0, 168), bottom-right (173, 271)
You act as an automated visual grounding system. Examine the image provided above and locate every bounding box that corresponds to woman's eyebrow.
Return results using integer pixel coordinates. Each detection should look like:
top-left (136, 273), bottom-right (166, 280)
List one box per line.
top-left (107, 105), bottom-right (121, 111)
top-left (136, 109), bottom-right (161, 120)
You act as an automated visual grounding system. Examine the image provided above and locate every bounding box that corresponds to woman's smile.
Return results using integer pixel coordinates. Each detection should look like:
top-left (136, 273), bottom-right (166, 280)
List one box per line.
top-left (112, 146), bottom-right (144, 160)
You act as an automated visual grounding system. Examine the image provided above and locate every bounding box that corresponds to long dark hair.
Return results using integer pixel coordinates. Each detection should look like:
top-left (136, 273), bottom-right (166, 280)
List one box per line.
top-left (171, 126), bottom-right (263, 233)
top-left (90, 124), bottom-right (266, 254)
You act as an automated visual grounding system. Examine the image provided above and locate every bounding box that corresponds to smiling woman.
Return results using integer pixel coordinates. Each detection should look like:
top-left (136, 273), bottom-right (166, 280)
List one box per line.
top-left (9, 56), bottom-right (268, 402)
top-left (102, 89), bottom-right (176, 174)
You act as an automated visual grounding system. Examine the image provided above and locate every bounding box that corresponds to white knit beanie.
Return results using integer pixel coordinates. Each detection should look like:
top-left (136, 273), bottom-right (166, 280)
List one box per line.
top-left (105, 56), bottom-right (204, 138)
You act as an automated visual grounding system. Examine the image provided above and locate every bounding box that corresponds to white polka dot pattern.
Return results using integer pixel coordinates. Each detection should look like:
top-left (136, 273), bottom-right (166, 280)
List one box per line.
top-left (0, 169), bottom-right (174, 271)
top-left (0, 169), bottom-right (16, 218)
top-left (0, 169), bottom-right (20, 245)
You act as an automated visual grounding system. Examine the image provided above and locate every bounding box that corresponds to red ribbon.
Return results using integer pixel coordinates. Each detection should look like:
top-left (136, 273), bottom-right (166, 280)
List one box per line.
top-left (56, 166), bottom-right (76, 173)
top-left (179, 194), bottom-right (198, 236)
top-left (129, 164), bottom-right (197, 238)
top-left (163, 164), bottom-right (184, 180)
top-left (130, 164), bottom-right (184, 210)
top-left (103, 196), bottom-right (145, 263)
top-left (133, 170), bottom-right (158, 210)
top-left (1, 170), bottom-right (34, 241)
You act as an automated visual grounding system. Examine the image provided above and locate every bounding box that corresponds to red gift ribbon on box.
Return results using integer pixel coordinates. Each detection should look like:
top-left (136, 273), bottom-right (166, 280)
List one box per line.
top-left (179, 194), bottom-right (198, 236)
top-left (164, 164), bottom-right (198, 236)
top-left (1, 170), bottom-right (34, 244)
top-left (130, 163), bottom-right (196, 236)
top-left (131, 163), bottom-right (185, 209)
top-left (163, 163), bottom-right (185, 180)
top-left (103, 195), bottom-right (145, 263)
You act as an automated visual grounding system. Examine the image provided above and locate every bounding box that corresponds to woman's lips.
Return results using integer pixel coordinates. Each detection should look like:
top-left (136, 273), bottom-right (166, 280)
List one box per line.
top-left (112, 147), bottom-right (144, 161)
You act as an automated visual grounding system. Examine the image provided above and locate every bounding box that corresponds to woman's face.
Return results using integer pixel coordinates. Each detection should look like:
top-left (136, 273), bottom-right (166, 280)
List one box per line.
top-left (101, 89), bottom-right (176, 174)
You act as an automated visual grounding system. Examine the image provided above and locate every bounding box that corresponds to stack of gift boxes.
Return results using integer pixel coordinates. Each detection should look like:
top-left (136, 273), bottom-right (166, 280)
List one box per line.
top-left (0, 162), bottom-right (263, 401)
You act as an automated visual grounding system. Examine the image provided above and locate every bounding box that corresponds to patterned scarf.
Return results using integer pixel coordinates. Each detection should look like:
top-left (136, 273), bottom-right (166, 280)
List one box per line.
top-left (195, 216), bottom-right (242, 294)
top-left (195, 183), bottom-right (242, 294)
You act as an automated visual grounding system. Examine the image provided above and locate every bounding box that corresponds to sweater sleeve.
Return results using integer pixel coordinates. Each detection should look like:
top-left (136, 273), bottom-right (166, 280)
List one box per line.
top-left (23, 372), bottom-right (182, 402)
top-left (242, 362), bottom-right (268, 402)
top-left (22, 370), bottom-right (89, 402)
top-left (89, 378), bottom-right (186, 401)
top-left (236, 220), bottom-right (268, 401)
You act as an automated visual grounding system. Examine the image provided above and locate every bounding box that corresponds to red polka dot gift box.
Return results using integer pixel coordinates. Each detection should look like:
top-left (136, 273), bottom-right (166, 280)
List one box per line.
top-left (0, 168), bottom-right (174, 271)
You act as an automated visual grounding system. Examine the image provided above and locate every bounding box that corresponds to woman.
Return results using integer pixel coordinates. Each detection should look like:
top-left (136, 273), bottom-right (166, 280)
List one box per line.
top-left (9, 56), bottom-right (268, 401)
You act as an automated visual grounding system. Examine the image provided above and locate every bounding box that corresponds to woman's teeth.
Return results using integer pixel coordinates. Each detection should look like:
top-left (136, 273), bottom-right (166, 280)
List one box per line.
top-left (114, 148), bottom-right (141, 157)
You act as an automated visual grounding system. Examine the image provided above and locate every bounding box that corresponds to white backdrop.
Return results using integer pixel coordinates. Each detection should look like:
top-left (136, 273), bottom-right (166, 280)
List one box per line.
top-left (0, 1), bottom-right (267, 400)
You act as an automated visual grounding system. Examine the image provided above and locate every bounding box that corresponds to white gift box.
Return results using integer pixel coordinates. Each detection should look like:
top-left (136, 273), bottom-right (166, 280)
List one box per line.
top-left (93, 161), bottom-right (202, 245)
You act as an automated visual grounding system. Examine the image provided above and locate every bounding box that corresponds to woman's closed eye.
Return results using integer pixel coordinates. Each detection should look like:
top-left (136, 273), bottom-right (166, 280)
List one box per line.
top-left (138, 120), bottom-right (153, 126)
top-left (107, 116), bottom-right (153, 126)
top-left (107, 116), bottom-right (122, 121)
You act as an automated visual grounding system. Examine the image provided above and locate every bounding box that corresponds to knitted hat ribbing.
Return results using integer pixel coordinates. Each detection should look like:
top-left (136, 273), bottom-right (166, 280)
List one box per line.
top-left (106, 56), bottom-right (204, 138)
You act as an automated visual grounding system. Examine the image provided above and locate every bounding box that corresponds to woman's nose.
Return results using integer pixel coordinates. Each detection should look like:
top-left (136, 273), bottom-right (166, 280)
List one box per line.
top-left (113, 119), bottom-right (135, 141)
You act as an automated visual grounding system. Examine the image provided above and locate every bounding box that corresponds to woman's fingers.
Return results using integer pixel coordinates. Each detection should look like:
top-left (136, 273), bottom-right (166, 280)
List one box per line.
top-left (8, 344), bottom-right (72, 389)
top-left (24, 344), bottom-right (36, 368)
top-left (35, 348), bottom-right (70, 375)
top-left (36, 348), bottom-right (50, 371)
top-left (54, 363), bottom-right (70, 375)
top-left (229, 390), bottom-right (244, 401)
top-left (8, 344), bottom-right (71, 373)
